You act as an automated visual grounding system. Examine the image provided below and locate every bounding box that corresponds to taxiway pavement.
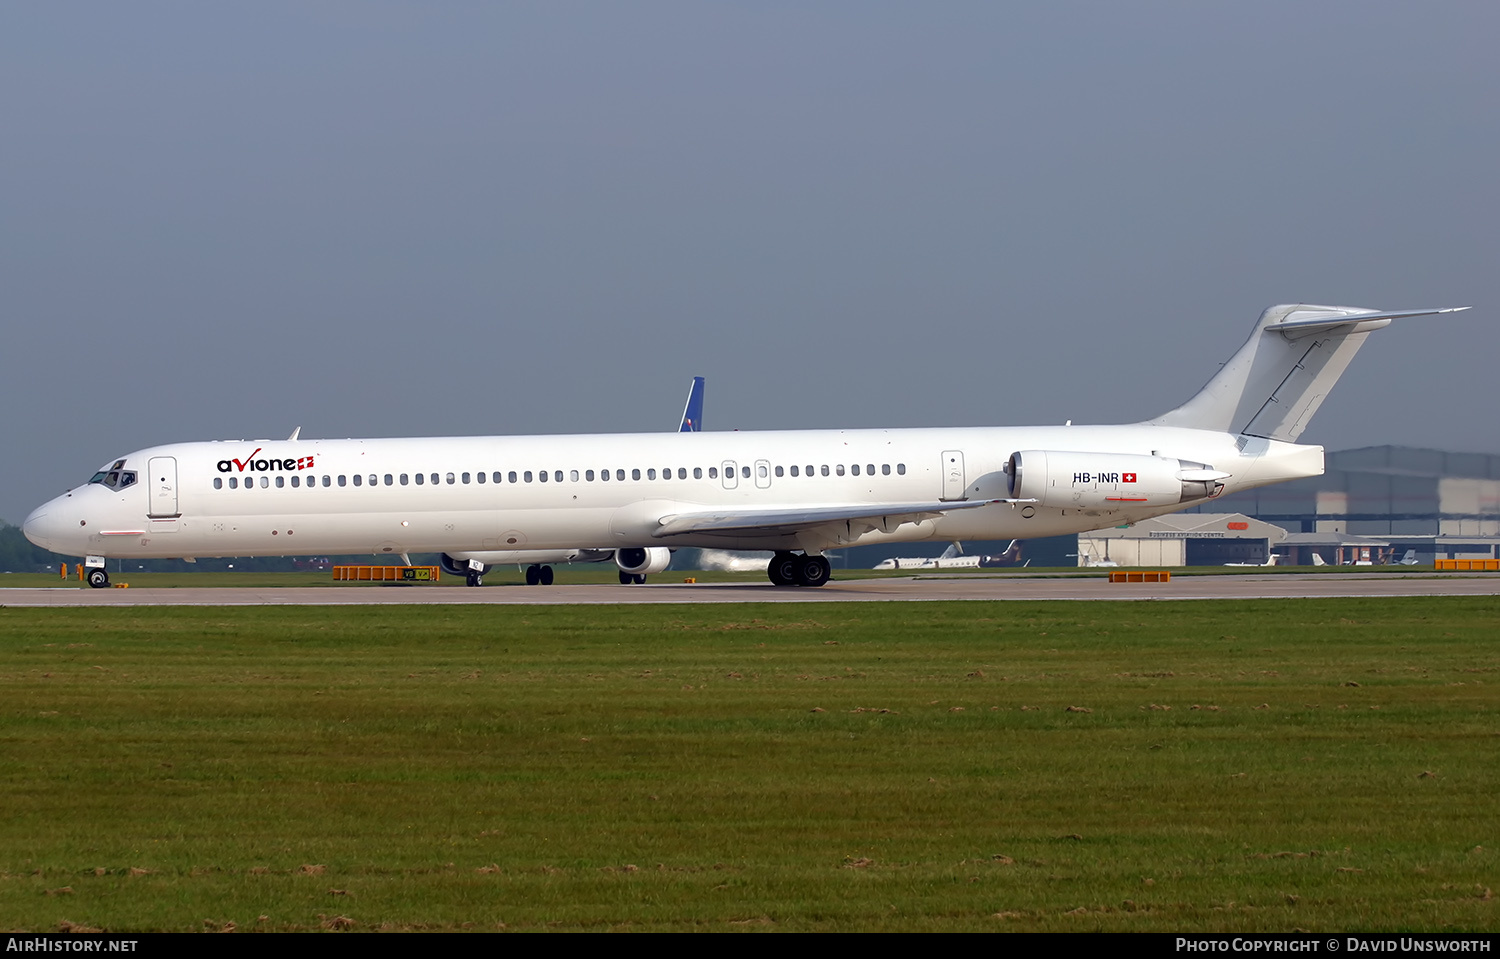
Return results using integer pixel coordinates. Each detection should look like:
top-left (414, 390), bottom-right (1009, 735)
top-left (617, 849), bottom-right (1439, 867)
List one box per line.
top-left (4, 573), bottom-right (1499, 606)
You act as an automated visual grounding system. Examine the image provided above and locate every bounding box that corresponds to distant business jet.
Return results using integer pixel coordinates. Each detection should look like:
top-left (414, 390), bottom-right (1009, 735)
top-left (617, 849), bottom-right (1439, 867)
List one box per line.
top-left (23, 305), bottom-right (1468, 589)
top-left (873, 541), bottom-right (983, 570)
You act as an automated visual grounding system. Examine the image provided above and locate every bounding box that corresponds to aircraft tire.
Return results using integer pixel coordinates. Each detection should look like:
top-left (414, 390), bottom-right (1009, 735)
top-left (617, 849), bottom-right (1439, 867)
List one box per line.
top-left (767, 552), bottom-right (798, 586)
top-left (87, 568), bottom-right (110, 589)
top-left (619, 570), bottom-right (632, 585)
top-left (634, 573), bottom-right (647, 585)
top-left (526, 565), bottom-right (541, 586)
top-left (466, 571), bottom-right (483, 588)
top-left (540, 565), bottom-right (554, 586)
top-left (795, 555), bottom-right (831, 588)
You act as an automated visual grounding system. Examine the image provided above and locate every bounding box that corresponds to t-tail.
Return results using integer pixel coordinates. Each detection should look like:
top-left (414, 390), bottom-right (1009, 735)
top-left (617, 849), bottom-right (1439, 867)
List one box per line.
top-left (679, 376), bottom-right (705, 432)
top-left (1148, 304), bottom-right (1470, 441)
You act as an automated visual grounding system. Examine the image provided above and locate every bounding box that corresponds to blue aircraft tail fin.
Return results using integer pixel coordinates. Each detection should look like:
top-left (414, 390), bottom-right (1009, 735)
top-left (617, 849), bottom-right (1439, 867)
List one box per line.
top-left (678, 376), bottom-right (705, 432)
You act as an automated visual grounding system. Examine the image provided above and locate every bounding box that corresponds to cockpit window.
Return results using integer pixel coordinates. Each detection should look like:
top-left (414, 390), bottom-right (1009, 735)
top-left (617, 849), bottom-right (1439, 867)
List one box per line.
top-left (88, 462), bottom-right (136, 491)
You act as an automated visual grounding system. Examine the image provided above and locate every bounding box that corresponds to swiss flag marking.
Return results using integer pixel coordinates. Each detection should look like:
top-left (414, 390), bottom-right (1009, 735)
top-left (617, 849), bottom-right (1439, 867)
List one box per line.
top-left (1122, 472), bottom-right (1137, 483)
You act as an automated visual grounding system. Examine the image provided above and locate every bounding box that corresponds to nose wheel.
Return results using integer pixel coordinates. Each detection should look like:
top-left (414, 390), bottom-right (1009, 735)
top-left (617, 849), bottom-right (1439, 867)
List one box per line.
top-left (86, 568), bottom-right (110, 589)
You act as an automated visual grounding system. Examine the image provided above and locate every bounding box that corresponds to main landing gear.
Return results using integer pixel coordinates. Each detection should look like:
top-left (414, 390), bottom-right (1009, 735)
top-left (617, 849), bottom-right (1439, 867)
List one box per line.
top-left (465, 570), bottom-right (484, 588)
top-left (766, 551), bottom-right (830, 588)
top-left (86, 568), bottom-right (111, 589)
top-left (525, 564), bottom-right (555, 586)
top-left (618, 571), bottom-right (647, 585)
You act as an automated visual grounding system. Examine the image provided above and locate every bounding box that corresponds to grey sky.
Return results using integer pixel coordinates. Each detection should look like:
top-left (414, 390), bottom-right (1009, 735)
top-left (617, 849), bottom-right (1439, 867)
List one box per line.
top-left (3, 2), bottom-right (1497, 524)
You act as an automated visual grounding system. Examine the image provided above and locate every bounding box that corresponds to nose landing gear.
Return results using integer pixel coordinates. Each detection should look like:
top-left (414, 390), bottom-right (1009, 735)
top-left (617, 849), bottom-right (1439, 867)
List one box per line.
top-left (86, 568), bottom-right (110, 589)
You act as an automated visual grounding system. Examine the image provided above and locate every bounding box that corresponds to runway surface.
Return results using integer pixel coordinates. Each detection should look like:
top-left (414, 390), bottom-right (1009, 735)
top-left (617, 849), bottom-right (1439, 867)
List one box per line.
top-left (4, 573), bottom-right (1499, 606)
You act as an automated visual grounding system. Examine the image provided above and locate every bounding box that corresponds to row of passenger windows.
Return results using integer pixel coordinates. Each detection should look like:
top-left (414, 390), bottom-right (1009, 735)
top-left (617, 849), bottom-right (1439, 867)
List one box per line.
top-left (212, 462), bottom-right (908, 490)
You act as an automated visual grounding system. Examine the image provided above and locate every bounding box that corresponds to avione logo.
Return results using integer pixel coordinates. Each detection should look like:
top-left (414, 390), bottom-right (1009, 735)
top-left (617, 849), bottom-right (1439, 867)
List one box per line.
top-left (216, 448), bottom-right (315, 473)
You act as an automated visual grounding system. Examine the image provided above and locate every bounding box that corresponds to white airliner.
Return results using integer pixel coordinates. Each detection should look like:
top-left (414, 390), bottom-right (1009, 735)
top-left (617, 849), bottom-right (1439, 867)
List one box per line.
top-left (23, 304), bottom-right (1468, 589)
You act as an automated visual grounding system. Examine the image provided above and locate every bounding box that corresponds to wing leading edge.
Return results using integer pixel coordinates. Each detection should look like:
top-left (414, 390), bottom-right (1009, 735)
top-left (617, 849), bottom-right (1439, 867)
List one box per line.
top-left (651, 497), bottom-right (1028, 539)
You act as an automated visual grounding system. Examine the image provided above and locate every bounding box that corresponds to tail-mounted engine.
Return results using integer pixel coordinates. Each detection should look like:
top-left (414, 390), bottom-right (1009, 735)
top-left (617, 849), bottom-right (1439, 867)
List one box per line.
top-left (615, 547), bottom-right (672, 576)
top-left (1006, 451), bottom-right (1227, 511)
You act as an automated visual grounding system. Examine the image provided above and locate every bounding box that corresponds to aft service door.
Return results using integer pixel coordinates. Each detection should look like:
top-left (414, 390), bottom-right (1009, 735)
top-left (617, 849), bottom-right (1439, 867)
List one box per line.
top-left (940, 450), bottom-right (967, 501)
top-left (148, 456), bottom-right (180, 518)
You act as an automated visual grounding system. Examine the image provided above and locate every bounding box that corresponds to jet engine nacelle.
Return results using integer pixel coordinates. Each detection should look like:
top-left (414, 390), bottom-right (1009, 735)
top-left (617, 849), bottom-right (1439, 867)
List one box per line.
top-left (615, 546), bottom-right (672, 575)
top-left (439, 552), bottom-right (486, 577)
top-left (1007, 450), bottom-right (1227, 511)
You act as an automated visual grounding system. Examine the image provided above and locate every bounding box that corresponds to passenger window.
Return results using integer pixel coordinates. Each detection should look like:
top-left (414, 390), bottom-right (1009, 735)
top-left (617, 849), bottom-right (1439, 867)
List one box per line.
top-left (339, 475), bottom-right (347, 487)
top-left (384, 474), bottom-right (392, 485)
top-left (882, 464), bottom-right (890, 475)
top-left (415, 473), bottom-right (424, 485)
top-left (276, 476), bottom-right (285, 488)
top-left (493, 472), bottom-right (502, 483)
top-left (601, 469), bottom-right (610, 482)
top-left (525, 471), bottom-right (534, 483)
top-left (508, 471), bottom-right (517, 484)
top-left (214, 478), bottom-right (223, 489)
top-left (462, 472), bottom-right (470, 484)
top-left (867, 463), bottom-right (875, 475)
top-left (539, 470), bottom-right (548, 483)
top-left (647, 468), bottom-right (657, 480)
top-left (322, 475), bottom-right (331, 487)
top-left (806, 465), bottom-right (814, 476)
top-left (616, 469), bottom-right (625, 481)
top-left (678, 468), bottom-right (687, 479)
top-left (476, 471), bottom-right (485, 484)
top-left (586, 470), bottom-right (595, 481)
top-left (836, 465), bottom-right (845, 476)
top-left (369, 474), bottom-right (377, 486)
top-left (229, 477), bottom-right (238, 489)
top-left (446, 472), bottom-right (455, 485)
top-left (774, 466), bottom-right (783, 477)
top-left (790, 465), bottom-right (799, 477)
top-left (632, 469), bottom-right (641, 481)
top-left (694, 467), bottom-right (702, 479)
top-left (260, 476), bottom-right (269, 488)
top-left (554, 471), bottom-right (563, 482)
top-left (758, 464), bottom-right (768, 478)
top-left (431, 473), bottom-right (439, 485)
top-left (291, 475), bottom-right (300, 487)
top-left (570, 470), bottom-right (580, 482)
top-left (897, 464), bottom-right (906, 475)
top-left (851, 464), bottom-right (860, 476)
top-left (821, 465), bottom-right (829, 477)
top-left (709, 467), bottom-right (717, 479)
top-left (353, 474), bottom-right (362, 487)
top-left (400, 474), bottom-right (409, 485)
top-left (742, 466), bottom-right (750, 479)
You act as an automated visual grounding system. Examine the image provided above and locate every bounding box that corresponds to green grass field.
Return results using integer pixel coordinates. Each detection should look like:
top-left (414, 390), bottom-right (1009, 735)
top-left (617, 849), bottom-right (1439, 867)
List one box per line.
top-left (1, 599), bottom-right (1495, 932)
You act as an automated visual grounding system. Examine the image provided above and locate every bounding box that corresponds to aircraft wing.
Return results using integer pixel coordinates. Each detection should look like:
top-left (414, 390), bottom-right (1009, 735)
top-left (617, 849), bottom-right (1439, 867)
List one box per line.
top-left (651, 497), bottom-right (1030, 538)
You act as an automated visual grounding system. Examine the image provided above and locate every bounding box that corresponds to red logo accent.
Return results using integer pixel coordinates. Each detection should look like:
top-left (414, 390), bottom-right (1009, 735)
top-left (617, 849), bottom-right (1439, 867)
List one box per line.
top-left (1227, 522), bottom-right (1248, 530)
top-left (1122, 472), bottom-right (1137, 483)
top-left (232, 448), bottom-right (263, 472)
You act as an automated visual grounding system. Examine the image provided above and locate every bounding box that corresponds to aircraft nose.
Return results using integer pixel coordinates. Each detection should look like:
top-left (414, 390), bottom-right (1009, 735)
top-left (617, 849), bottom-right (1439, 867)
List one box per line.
top-left (23, 505), bottom-right (54, 550)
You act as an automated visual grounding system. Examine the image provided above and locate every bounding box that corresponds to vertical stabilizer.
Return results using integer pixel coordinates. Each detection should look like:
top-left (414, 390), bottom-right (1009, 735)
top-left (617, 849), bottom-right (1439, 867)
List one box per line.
top-left (1148, 304), bottom-right (1468, 441)
top-left (679, 376), bottom-right (705, 432)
